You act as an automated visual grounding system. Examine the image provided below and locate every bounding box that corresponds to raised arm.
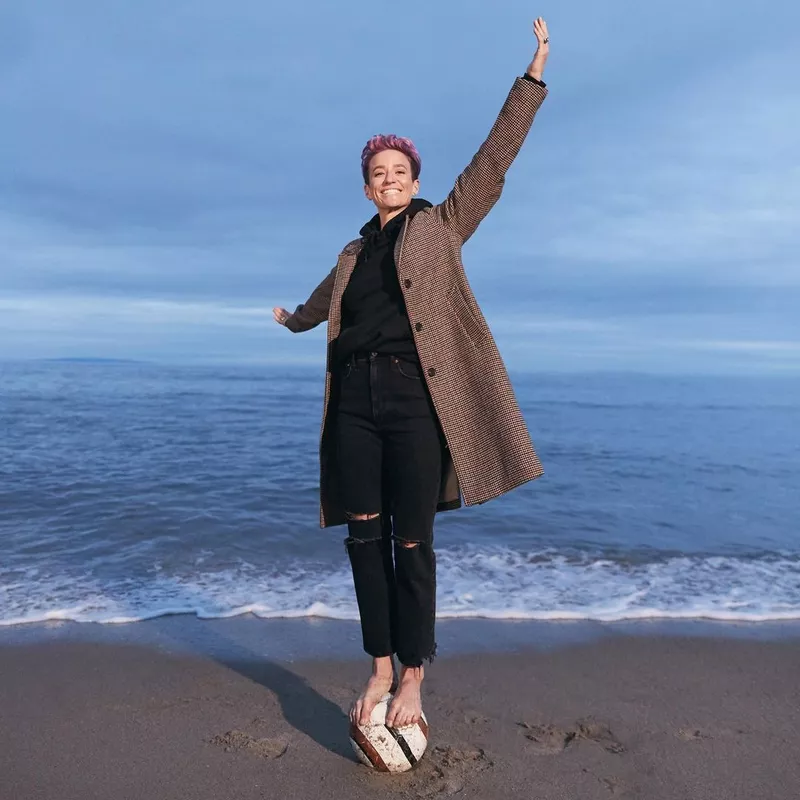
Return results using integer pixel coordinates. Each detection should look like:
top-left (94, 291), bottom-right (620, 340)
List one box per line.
top-left (437, 16), bottom-right (550, 243)
top-left (273, 265), bottom-right (337, 333)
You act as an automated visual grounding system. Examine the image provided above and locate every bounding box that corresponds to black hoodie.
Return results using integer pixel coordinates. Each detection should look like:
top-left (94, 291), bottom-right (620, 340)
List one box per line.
top-left (336, 198), bottom-right (433, 365)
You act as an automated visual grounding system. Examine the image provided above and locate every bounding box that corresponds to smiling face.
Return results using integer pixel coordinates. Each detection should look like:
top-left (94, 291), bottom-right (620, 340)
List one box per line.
top-left (363, 149), bottom-right (420, 217)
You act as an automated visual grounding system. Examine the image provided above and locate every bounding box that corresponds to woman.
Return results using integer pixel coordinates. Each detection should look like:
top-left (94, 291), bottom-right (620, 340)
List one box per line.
top-left (273, 16), bottom-right (550, 730)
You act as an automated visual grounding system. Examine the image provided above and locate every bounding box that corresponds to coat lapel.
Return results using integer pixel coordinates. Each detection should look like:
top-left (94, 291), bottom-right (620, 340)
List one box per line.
top-left (328, 241), bottom-right (361, 342)
top-left (393, 215), bottom-right (411, 275)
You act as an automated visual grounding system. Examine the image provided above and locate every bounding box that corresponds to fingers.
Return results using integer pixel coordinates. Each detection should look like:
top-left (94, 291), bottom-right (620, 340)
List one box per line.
top-left (533, 16), bottom-right (549, 44)
top-left (272, 307), bottom-right (290, 325)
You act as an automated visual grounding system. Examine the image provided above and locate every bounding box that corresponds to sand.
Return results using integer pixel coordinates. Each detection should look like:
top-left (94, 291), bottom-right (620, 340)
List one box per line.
top-left (1, 623), bottom-right (798, 800)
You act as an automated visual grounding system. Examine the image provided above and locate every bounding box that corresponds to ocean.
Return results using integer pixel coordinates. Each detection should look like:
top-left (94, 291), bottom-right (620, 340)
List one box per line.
top-left (1, 360), bottom-right (798, 628)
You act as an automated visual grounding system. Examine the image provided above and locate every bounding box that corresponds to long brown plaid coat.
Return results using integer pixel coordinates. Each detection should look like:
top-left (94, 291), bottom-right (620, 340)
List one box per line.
top-left (286, 76), bottom-right (547, 527)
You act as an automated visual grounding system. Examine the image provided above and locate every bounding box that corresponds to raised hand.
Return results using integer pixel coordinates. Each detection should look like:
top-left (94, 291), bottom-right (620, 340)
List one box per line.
top-left (526, 17), bottom-right (550, 82)
top-left (273, 307), bottom-right (291, 326)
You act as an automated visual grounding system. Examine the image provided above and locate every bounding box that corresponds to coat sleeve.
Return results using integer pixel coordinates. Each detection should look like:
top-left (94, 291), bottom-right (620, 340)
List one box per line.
top-left (436, 77), bottom-right (548, 244)
top-left (284, 265), bottom-right (337, 333)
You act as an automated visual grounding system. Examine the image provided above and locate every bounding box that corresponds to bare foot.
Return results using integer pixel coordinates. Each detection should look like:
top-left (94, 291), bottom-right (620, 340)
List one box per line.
top-left (386, 665), bottom-right (424, 728)
top-left (351, 656), bottom-right (397, 726)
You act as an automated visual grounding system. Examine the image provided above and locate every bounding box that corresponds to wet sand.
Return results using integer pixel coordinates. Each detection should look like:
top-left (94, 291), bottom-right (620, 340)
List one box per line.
top-left (1, 624), bottom-right (799, 799)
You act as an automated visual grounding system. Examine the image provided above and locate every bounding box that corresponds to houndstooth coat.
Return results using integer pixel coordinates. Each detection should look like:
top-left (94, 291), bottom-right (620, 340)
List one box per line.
top-left (286, 76), bottom-right (547, 527)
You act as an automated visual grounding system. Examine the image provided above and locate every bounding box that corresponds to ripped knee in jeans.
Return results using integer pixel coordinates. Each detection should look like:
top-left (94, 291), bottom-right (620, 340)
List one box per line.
top-left (344, 511), bottom-right (380, 522)
top-left (393, 535), bottom-right (422, 549)
top-left (344, 511), bottom-right (382, 545)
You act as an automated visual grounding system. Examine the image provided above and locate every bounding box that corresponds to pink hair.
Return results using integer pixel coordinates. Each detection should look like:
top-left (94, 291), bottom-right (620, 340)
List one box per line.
top-left (360, 134), bottom-right (421, 184)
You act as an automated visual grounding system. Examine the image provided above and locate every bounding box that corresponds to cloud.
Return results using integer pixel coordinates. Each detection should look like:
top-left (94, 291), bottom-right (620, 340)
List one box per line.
top-left (495, 49), bottom-right (800, 288)
top-left (0, 293), bottom-right (325, 364)
top-left (493, 316), bottom-right (622, 334)
top-left (1, 0), bottom-right (798, 371)
top-left (678, 339), bottom-right (800, 355)
top-left (0, 295), bottom-right (267, 327)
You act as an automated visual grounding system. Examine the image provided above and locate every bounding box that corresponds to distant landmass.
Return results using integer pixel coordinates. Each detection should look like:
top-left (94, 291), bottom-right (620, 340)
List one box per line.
top-left (39, 357), bottom-right (149, 364)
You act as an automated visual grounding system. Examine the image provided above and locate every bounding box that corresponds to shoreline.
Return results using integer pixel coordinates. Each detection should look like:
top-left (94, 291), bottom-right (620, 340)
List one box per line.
top-left (3, 613), bottom-right (800, 662)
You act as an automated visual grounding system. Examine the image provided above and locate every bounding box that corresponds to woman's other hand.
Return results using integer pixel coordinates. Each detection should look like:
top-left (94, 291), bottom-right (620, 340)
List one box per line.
top-left (526, 17), bottom-right (550, 82)
top-left (273, 307), bottom-right (291, 326)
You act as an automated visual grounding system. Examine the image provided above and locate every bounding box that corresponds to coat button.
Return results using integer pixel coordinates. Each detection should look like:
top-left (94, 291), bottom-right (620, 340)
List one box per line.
top-left (404, 279), bottom-right (412, 288)
top-left (428, 367), bottom-right (436, 377)
top-left (415, 322), bottom-right (423, 332)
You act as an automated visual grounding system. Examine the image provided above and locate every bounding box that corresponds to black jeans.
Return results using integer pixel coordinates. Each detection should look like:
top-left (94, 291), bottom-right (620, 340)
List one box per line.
top-left (334, 351), bottom-right (444, 667)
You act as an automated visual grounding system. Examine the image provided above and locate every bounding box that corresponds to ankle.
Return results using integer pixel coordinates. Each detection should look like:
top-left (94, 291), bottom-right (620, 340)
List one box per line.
top-left (371, 656), bottom-right (395, 680)
top-left (399, 664), bottom-right (424, 683)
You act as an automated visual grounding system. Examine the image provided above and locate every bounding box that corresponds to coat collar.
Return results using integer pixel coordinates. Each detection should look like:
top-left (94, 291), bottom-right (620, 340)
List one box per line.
top-left (341, 198), bottom-right (432, 264)
top-left (358, 198), bottom-right (433, 239)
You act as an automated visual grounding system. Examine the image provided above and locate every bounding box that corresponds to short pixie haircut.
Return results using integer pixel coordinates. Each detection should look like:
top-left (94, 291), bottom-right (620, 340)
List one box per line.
top-left (361, 134), bottom-right (422, 184)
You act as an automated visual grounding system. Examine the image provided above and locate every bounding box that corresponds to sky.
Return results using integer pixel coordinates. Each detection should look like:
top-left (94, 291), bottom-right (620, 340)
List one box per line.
top-left (2, 0), bottom-right (799, 374)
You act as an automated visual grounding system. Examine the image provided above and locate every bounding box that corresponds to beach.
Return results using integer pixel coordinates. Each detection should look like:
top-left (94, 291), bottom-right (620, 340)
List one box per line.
top-left (3, 364), bottom-right (799, 798)
top-left (4, 0), bottom-right (798, 796)
top-left (2, 618), bottom-right (799, 800)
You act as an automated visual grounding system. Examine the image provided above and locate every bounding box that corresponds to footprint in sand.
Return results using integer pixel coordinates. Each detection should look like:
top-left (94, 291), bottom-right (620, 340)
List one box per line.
top-left (408, 744), bottom-right (494, 798)
top-left (601, 775), bottom-right (626, 795)
top-left (516, 722), bottom-right (576, 755)
top-left (575, 718), bottom-right (626, 754)
top-left (517, 717), bottom-right (625, 755)
top-left (208, 729), bottom-right (288, 759)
